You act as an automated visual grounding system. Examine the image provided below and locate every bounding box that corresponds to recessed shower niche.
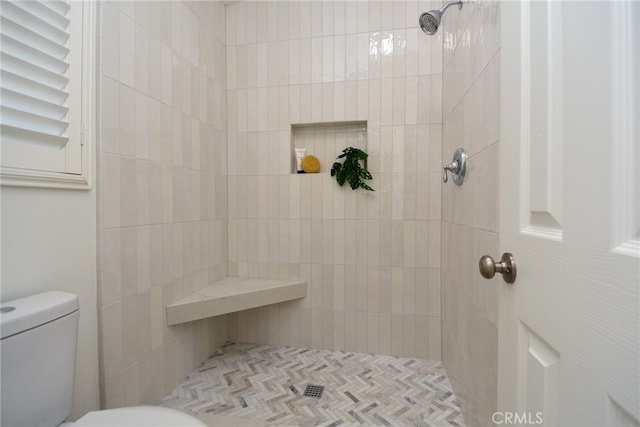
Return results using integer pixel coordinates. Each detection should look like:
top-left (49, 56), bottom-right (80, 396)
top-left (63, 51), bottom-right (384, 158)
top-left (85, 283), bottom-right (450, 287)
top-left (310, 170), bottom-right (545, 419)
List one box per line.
top-left (290, 121), bottom-right (367, 174)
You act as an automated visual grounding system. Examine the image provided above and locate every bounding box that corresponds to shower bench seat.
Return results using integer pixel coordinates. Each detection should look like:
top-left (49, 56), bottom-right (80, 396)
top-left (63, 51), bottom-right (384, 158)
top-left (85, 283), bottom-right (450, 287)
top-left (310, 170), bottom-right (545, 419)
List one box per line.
top-left (165, 277), bottom-right (307, 326)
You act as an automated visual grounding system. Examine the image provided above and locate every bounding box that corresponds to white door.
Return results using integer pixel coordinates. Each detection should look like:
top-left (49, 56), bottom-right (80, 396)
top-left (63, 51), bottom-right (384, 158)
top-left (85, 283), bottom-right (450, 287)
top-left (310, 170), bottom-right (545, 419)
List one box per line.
top-left (499, 1), bottom-right (639, 426)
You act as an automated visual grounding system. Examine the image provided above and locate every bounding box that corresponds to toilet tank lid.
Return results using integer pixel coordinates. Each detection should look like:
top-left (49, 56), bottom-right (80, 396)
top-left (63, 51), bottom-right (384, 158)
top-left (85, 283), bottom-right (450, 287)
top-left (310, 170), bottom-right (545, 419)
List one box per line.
top-left (0, 291), bottom-right (78, 339)
top-left (73, 406), bottom-right (207, 427)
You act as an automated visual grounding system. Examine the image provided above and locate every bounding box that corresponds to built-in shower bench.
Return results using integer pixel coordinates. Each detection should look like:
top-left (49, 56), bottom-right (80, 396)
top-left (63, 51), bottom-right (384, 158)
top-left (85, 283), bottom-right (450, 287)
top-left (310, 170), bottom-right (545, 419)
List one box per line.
top-left (165, 277), bottom-right (307, 326)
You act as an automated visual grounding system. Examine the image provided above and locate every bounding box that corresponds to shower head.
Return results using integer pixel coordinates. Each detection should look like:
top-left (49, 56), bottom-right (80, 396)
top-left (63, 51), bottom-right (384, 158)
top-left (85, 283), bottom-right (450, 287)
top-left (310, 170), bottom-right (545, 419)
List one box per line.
top-left (419, 0), bottom-right (463, 35)
top-left (419, 12), bottom-right (441, 35)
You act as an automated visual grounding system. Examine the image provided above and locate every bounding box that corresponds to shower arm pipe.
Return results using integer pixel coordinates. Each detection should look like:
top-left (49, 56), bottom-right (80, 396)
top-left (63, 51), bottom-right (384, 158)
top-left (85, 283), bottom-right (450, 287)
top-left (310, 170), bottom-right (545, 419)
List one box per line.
top-left (439, 0), bottom-right (463, 14)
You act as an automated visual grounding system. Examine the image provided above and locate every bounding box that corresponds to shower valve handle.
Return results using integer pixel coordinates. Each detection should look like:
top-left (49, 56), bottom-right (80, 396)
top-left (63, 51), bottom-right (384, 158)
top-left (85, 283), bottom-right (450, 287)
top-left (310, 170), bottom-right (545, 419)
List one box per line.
top-left (442, 161), bottom-right (459, 183)
top-left (442, 148), bottom-right (467, 185)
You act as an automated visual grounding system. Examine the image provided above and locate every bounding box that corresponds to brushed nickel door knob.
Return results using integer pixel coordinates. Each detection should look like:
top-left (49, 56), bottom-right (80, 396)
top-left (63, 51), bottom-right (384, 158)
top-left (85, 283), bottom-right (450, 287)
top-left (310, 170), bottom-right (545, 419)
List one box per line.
top-left (479, 253), bottom-right (517, 284)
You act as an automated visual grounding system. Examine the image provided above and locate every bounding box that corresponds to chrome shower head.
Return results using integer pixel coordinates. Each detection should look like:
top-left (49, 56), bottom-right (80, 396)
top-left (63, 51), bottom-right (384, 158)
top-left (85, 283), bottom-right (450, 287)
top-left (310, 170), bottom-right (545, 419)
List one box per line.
top-left (419, 10), bottom-right (441, 35)
top-left (419, 0), bottom-right (463, 35)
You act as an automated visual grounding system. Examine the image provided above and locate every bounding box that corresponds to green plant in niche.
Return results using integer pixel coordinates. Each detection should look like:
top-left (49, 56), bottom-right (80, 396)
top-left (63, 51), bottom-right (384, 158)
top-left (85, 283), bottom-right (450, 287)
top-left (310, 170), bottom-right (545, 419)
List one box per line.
top-left (330, 147), bottom-right (374, 191)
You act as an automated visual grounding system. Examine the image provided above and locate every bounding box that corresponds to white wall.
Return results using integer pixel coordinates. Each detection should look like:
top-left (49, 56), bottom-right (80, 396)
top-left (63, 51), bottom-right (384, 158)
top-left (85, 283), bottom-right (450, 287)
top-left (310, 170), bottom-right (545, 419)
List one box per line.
top-left (1, 186), bottom-right (100, 420)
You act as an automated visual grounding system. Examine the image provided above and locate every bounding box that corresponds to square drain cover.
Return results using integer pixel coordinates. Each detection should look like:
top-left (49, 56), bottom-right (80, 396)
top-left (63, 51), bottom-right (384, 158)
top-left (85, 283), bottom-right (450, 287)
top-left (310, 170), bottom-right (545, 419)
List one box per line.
top-left (303, 384), bottom-right (325, 398)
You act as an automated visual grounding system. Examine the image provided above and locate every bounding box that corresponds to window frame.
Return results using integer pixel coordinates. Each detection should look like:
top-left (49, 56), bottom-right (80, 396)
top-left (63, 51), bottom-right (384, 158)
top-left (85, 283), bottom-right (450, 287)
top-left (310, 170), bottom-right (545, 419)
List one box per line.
top-left (0, 0), bottom-right (96, 190)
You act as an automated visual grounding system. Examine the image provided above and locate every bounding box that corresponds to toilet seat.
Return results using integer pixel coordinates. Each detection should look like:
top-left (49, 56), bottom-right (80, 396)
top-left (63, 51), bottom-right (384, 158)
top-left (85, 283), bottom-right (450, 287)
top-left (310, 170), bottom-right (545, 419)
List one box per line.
top-left (72, 406), bottom-right (206, 427)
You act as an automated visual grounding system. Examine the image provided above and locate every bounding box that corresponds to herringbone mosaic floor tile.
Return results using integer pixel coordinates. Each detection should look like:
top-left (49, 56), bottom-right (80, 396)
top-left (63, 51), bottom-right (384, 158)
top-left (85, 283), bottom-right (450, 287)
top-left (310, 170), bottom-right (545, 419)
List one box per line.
top-left (161, 343), bottom-right (465, 426)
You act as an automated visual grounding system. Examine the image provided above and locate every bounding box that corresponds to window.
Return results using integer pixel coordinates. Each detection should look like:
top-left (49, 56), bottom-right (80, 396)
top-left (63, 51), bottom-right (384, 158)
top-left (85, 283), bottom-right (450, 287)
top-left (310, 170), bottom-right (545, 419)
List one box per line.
top-left (0, 0), bottom-right (95, 189)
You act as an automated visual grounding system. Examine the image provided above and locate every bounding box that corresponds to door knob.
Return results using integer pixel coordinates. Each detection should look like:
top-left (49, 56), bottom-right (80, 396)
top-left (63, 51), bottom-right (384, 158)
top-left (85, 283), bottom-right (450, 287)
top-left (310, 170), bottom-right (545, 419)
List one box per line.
top-left (479, 253), bottom-right (517, 283)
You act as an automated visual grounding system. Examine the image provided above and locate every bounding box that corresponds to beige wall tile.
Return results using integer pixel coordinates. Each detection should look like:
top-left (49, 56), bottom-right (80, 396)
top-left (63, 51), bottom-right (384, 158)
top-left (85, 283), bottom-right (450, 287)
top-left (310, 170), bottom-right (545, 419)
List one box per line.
top-left (102, 155), bottom-right (121, 229)
top-left (103, 372), bottom-right (124, 409)
top-left (121, 295), bottom-right (139, 370)
top-left (441, 1), bottom-right (500, 424)
top-left (403, 314), bottom-right (416, 357)
top-left (120, 227), bottom-right (137, 298)
top-left (136, 292), bottom-right (151, 359)
top-left (415, 314), bottom-right (429, 357)
top-left (101, 302), bottom-right (123, 380)
top-left (98, 1), bottom-right (229, 409)
top-left (101, 77), bottom-right (120, 155)
top-left (391, 313), bottom-right (403, 356)
top-left (137, 354), bottom-right (153, 405)
top-left (119, 158), bottom-right (137, 227)
top-left (100, 0), bottom-right (452, 410)
top-left (101, 228), bottom-right (122, 305)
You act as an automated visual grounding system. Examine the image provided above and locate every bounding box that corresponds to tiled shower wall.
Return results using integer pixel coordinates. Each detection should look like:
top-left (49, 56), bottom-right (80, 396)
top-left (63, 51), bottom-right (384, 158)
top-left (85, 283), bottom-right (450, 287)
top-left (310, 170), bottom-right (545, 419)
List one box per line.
top-left (441, 1), bottom-right (501, 425)
top-left (226, 1), bottom-right (443, 359)
top-left (97, 1), bottom-right (229, 408)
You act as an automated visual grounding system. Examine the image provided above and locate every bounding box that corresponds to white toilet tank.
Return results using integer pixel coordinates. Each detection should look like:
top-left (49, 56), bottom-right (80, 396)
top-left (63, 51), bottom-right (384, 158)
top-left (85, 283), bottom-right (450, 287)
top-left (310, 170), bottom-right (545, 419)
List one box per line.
top-left (1, 291), bottom-right (79, 427)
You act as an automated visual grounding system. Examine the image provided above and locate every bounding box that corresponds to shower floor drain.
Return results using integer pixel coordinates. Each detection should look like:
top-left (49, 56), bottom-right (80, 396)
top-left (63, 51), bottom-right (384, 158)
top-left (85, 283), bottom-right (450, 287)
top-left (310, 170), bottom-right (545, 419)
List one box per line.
top-left (303, 384), bottom-right (325, 398)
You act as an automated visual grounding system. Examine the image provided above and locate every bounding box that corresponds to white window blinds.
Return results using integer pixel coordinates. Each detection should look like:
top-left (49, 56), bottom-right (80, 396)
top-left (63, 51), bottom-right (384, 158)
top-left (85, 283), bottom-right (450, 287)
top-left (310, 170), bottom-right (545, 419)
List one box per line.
top-left (0, 0), bottom-right (93, 189)
top-left (1, 1), bottom-right (71, 148)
